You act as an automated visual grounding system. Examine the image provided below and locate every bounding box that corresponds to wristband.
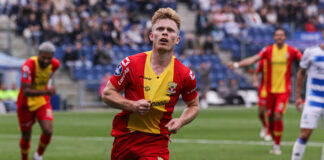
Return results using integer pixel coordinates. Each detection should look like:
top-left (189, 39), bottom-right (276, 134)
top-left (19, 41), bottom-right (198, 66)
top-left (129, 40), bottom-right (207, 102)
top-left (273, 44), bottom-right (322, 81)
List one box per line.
top-left (233, 62), bottom-right (239, 68)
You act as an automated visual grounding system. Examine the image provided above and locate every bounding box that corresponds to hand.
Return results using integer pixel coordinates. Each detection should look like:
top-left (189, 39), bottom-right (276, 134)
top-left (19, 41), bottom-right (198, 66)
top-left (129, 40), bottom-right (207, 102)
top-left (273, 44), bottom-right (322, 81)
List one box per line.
top-left (253, 81), bottom-right (258, 88)
top-left (228, 61), bottom-right (234, 69)
top-left (295, 97), bottom-right (303, 112)
top-left (132, 99), bottom-right (151, 115)
top-left (165, 118), bottom-right (183, 134)
top-left (47, 86), bottom-right (56, 96)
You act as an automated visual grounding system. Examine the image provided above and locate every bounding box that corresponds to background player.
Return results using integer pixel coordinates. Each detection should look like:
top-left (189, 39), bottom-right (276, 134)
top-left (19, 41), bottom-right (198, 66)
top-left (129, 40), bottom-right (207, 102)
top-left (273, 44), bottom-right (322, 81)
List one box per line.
top-left (228, 28), bottom-right (302, 155)
top-left (101, 8), bottom-right (199, 160)
top-left (253, 59), bottom-right (271, 141)
top-left (291, 33), bottom-right (324, 160)
top-left (17, 42), bottom-right (60, 160)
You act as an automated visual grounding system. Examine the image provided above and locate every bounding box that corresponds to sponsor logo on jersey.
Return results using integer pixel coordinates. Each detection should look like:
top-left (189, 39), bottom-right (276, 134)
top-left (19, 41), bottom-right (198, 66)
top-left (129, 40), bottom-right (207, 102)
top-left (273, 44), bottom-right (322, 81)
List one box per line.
top-left (189, 71), bottom-right (195, 80)
top-left (151, 100), bottom-right (168, 107)
top-left (118, 67), bottom-right (129, 85)
top-left (114, 64), bottom-right (123, 76)
top-left (139, 75), bottom-right (152, 80)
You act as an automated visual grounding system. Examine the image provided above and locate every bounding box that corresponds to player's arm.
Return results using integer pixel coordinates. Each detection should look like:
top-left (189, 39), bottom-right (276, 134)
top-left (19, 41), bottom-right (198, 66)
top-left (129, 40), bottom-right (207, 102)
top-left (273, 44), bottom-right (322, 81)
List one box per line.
top-left (22, 82), bottom-right (55, 97)
top-left (101, 80), bottom-right (151, 115)
top-left (228, 54), bottom-right (261, 69)
top-left (165, 96), bottom-right (199, 134)
top-left (295, 68), bottom-right (306, 112)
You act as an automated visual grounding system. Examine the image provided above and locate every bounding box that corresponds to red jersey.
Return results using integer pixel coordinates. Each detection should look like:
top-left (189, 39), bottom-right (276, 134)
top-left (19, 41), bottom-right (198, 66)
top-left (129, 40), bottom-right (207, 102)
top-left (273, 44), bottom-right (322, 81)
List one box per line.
top-left (110, 51), bottom-right (198, 137)
top-left (258, 44), bottom-right (302, 94)
top-left (17, 56), bottom-right (60, 111)
top-left (256, 59), bottom-right (267, 98)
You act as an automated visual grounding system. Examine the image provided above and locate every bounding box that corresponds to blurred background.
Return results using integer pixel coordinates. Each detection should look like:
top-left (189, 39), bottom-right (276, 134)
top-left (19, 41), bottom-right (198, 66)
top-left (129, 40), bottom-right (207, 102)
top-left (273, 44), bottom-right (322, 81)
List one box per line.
top-left (0, 0), bottom-right (321, 112)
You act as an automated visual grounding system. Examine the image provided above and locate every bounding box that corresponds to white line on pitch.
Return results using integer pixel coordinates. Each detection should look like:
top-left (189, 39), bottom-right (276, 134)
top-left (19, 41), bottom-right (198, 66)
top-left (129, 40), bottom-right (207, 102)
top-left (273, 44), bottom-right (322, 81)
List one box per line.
top-left (0, 134), bottom-right (323, 147)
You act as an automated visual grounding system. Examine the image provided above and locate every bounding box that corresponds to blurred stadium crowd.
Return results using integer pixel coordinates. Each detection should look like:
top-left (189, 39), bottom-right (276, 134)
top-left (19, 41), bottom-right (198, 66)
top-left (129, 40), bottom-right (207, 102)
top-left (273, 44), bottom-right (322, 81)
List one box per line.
top-left (0, 0), bottom-right (323, 101)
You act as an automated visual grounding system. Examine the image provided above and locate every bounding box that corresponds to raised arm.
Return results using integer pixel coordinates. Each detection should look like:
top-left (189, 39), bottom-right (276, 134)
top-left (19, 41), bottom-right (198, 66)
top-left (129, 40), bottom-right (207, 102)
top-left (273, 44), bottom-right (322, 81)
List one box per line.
top-left (101, 80), bottom-right (151, 115)
top-left (165, 96), bottom-right (199, 134)
top-left (295, 68), bottom-right (306, 112)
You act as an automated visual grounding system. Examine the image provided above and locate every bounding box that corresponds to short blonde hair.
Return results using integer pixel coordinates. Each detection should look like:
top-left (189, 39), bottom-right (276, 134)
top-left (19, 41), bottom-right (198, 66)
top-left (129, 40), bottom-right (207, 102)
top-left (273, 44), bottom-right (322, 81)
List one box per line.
top-left (151, 8), bottom-right (181, 30)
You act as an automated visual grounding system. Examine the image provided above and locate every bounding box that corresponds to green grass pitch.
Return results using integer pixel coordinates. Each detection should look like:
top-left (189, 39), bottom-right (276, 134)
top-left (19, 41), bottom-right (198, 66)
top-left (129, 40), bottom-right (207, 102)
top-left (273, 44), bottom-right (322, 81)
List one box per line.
top-left (0, 105), bottom-right (323, 160)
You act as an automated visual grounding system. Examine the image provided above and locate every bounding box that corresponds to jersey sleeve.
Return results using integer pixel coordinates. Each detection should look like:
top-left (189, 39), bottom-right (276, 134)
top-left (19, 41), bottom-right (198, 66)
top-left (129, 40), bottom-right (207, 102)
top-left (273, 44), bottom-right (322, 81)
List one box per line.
top-left (257, 47), bottom-right (268, 59)
top-left (299, 48), bottom-right (312, 69)
top-left (21, 60), bottom-right (33, 84)
top-left (181, 70), bottom-right (198, 102)
top-left (109, 57), bottom-right (131, 91)
top-left (292, 47), bottom-right (303, 60)
top-left (51, 58), bottom-right (60, 72)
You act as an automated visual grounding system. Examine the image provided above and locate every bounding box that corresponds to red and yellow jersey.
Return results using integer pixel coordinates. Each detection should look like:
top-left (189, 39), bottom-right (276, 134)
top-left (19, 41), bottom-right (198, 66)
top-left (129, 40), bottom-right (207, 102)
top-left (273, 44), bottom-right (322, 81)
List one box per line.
top-left (110, 51), bottom-right (197, 137)
top-left (256, 59), bottom-right (267, 98)
top-left (258, 44), bottom-right (302, 94)
top-left (17, 56), bottom-right (60, 111)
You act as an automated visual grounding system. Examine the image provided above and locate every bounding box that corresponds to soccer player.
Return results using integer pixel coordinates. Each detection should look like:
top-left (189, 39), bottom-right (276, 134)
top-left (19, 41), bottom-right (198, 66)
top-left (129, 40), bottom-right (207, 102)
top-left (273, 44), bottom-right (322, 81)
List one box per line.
top-left (291, 38), bottom-right (324, 160)
top-left (228, 28), bottom-right (302, 155)
top-left (253, 59), bottom-right (271, 141)
top-left (17, 42), bottom-right (60, 160)
top-left (101, 8), bottom-right (199, 160)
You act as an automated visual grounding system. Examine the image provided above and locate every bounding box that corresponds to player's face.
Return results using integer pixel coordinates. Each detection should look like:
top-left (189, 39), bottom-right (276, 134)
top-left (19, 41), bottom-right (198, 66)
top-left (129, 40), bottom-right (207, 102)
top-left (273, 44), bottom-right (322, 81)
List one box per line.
top-left (273, 30), bottom-right (286, 45)
top-left (38, 52), bottom-right (53, 68)
top-left (150, 18), bottom-right (180, 53)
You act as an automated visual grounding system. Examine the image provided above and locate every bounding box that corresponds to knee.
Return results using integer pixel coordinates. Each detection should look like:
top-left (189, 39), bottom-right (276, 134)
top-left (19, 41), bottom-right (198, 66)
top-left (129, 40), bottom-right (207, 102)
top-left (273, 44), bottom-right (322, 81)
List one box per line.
top-left (300, 131), bottom-right (312, 141)
top-left (43, 128), bottom-right (53, 136)
top-left (22, 131), bottom-right (31, 141)
top-left (273, 113), bottom-right (282, 121)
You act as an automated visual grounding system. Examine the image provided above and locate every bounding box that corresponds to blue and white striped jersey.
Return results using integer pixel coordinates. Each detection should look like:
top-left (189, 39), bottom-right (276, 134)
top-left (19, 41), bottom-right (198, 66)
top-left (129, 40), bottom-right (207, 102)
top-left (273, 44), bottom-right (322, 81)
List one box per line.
top-left (300, 45), bottom-right (324, 108)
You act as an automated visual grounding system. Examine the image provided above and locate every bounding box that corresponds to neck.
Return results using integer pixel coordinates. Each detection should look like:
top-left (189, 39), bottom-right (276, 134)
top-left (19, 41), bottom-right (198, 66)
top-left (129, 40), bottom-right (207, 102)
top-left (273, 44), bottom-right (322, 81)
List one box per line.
top-left (276, 43), bottom-right (284, 49)
top-left (151, 48), bottom-right (173, 67)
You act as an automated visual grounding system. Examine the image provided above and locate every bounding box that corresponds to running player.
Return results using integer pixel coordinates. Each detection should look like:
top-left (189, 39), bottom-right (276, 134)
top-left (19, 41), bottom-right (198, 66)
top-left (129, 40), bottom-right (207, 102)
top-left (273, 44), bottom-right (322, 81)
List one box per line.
top-left (17, 42), bottom-right (60, 160)
top-left (101, 8), bottom-right (199, 160)
top-left (253, 59), bottom-right (271, 141)
top-left (228, 28), bottom-right (302, 155)
top-left (291, 37), bottom-right (324, 160)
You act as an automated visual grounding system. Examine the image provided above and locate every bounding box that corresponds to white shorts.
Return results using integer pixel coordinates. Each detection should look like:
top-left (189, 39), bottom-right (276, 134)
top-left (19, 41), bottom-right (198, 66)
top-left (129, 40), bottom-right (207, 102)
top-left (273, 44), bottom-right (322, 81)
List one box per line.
top-left (300, 106), bottom-right (324, 129)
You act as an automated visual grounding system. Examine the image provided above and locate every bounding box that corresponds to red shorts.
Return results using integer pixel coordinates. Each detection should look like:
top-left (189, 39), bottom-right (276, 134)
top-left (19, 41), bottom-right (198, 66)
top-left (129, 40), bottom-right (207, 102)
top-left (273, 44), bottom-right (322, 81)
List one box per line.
top-left (111, 131), bottom-right (169, 160)
top-left (17, 103), bottom-right (53, 131)
top-left (258, 97), bottom-right (267, 107)
top-left (266, 93), bottom-right (289, 116)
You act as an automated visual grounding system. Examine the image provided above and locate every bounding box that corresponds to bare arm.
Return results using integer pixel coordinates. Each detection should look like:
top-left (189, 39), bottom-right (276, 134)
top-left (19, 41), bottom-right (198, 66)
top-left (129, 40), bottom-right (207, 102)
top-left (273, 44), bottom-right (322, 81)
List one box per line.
top-left (295, 68), bottom-right (306, 112)
top-left (101, 80), bottom-right (151, 115)
top-left (228, 54), bottom-right (261, 69)
top-left (165, 96), bottom-right (199, 134)
top-left (22, 83), bottom-right (55, 97)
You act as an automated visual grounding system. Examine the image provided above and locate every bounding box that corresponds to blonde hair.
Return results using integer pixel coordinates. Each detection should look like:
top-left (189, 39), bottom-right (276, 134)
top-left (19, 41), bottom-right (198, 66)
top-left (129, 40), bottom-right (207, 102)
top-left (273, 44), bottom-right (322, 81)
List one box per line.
top-left (151, 8), bottom-right (181, 30)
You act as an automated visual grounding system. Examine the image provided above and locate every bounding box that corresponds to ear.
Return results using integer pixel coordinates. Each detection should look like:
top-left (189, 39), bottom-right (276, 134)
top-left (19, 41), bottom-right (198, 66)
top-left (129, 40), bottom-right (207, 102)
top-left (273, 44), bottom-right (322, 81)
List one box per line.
top-left (175, 35), bottom-right (181, 45)
top-left (149, 32), bottom-right (153, 41)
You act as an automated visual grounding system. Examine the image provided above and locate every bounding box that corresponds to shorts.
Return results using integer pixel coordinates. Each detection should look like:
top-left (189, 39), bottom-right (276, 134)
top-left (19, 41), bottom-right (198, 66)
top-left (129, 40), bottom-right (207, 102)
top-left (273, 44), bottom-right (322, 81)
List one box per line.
top-left (111, 131), bottom-right (169, 160)
top-left (266, 93), bottom-right (289, 116)
top-left (258, 97), bottom-right (267, 107)
top-left (300, 106), bottom-right (324, 129)
top-left (17, 103), bottom-right (53, 131)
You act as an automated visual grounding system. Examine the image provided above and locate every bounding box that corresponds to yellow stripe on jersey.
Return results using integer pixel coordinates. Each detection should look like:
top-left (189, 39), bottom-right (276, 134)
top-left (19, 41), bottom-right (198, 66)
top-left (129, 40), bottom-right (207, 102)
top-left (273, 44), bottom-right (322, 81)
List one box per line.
top-left (27, 56), bottom-right (50, 111)
top-left (271, 44), bottom-right (287, 93)
top-left (261, 61), bottom-right (267, 98)
top-left (128, 51), bottom-right (175, 134)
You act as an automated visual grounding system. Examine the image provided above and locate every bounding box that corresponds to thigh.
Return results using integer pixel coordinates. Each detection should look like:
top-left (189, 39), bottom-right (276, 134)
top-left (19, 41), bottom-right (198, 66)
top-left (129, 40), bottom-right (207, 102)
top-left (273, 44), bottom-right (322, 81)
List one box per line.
top-left (17, 107), bottom-right (36, 131)
top-left (274, 93), bottom-right (289, 114)
top-left (111, 134), bottom-right (136, 160)
top-left (36, 104), bottom-right (53, 121)
top-left (135, 133), bottom-right (169, 159)
top-left (300, 106), bottom-right (322, 129)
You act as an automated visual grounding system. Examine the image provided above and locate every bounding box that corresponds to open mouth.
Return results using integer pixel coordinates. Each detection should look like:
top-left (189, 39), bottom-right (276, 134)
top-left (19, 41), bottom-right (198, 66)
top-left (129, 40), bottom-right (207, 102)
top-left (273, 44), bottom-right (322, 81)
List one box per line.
top-left (159, 38), bottom-right (168, 44)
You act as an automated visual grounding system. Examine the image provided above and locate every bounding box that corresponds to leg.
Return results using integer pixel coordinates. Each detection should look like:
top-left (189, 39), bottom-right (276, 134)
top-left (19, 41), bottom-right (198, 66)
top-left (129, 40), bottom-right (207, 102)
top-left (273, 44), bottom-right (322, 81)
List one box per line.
top-left (36, 120), bottom-right (53, 156)
top-left (258, 105), bottom-right (268, 138)
top-left (291, 128), bottom-right (313, 160)
top-left (20, 130), bottom-right (32, 160)
top-left (17, 107), bottom-right (35, 160)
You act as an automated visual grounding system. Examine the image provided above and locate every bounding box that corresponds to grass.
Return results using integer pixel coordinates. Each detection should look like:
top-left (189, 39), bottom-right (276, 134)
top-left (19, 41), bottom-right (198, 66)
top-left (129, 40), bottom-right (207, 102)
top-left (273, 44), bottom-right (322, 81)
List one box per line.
top-left (0, 105), bottom-right (323, 160)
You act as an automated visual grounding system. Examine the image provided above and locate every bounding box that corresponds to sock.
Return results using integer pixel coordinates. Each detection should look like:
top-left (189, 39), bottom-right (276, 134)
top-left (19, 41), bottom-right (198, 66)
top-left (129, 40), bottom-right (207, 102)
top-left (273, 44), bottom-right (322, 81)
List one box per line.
top-left (37, 133), bottom-right (52, 156)
top-left (273, 120), bottom-right (283, 145)
top-left (259, 113), bottom-right (268, 127)
top-left (20, 138), bottom-right (30, 160)
top-left (291, 138), bottom-right (307, 160)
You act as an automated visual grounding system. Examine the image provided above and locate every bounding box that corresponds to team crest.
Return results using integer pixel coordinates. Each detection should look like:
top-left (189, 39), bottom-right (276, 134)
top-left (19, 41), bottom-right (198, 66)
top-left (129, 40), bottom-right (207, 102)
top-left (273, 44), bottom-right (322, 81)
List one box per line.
top-left (114, 64), bottom-right (123, 76)
top-left (285, 53), bottom-right (289, 59)
top-left (167, 82), bottom-right (177, 94)
top-left (189, 71), bottom-right (195, 80)
top-left (157, 157), bottom-right (164, 160)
